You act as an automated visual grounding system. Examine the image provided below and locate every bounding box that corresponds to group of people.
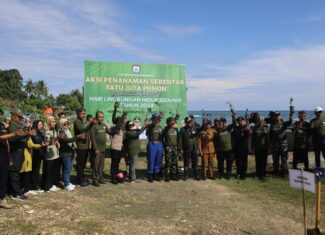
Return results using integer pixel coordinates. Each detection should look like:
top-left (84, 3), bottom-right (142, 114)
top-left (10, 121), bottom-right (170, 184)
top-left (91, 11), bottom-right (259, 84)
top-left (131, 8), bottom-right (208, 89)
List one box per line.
top-left (1, 102), bottom-right (325, 210)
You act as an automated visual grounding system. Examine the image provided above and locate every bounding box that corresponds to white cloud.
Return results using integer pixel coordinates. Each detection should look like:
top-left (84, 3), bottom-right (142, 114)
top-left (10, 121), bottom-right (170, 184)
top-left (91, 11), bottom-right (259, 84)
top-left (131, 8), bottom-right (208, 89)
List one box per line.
top-left (0, 0), bottom-right (168, 95)
top-left (187, 45), bottom-right (325, 110)
top-left (156, 24), bottom-right (202, 37)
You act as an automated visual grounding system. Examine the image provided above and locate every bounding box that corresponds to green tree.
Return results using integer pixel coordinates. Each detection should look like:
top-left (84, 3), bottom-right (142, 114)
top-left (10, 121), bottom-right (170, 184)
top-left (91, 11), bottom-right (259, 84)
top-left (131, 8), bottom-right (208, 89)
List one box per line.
top-left (24, 78), bottom-right (35, 98)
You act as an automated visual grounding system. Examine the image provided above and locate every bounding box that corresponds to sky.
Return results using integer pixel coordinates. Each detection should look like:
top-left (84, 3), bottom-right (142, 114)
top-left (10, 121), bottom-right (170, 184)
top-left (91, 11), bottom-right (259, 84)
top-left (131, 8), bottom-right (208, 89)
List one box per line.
top-left (1, 0), bottom-right (325, 110)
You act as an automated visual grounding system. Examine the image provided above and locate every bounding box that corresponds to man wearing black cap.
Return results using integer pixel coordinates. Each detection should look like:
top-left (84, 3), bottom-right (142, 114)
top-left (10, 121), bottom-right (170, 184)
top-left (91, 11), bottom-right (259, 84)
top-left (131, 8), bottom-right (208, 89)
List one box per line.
top-left (7, 109), bottom-right (28, 200)
top-left (292, 111), bottom-right (310, 169)
top-left (270, 110), bottom-right (293, 177)
top-left (179, 116), bottom-right (200, 180)
top-left (189, 115), bottom-right (201, 132)
top-left (162, 117), bottom-right (181, 181)
top-left (232, 117), bottom-right (251, 180)
top-left (310, 106), bottom-right (325, 167)
top-left (0, 109), bottom-right (25, 208)
top-left (215, 117), bottom-right (236, 179)
top-left (146, 113), bottom-right (163, 182)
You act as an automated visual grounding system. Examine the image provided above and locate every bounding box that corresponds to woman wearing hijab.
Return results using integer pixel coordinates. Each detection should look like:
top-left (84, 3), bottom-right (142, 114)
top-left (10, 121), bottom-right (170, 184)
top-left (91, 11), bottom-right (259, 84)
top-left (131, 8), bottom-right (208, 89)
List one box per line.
top-left (2, 111), bottom-right (11, 128)
top-left (30, 120), bottom-right (46, 191)
top-left (43, 116), bottom-right (61, 192)
top-left (125, 119), bottom-right (150, 183)
top-left (58, 118), bottom-right (81, 191)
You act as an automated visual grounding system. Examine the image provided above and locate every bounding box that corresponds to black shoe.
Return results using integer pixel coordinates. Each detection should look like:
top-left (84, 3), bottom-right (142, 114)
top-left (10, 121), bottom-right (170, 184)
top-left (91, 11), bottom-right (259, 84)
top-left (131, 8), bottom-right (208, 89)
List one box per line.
top-left (93, 182), bottom-right (100, 187)
top-left (99, 180), bottom-right (107, 184)
top-left (153, 174), bottom-right (161, 182)
top-left (171, 174), bottom-right (179, 181)
top-left (80, 181), bottom-right (89, 187)
top-left (194, 170), bottom-right (201, 181)
top-left (111, 179), bottom-right (118, 185)
top-left (165, 175), bottom-right (170, 182)
top-left (202, 176), bottom-right (206, 181)
top-left (11, 195), bottom-right (28, 201)
top-left (148, 174), bottom-right (154, 183)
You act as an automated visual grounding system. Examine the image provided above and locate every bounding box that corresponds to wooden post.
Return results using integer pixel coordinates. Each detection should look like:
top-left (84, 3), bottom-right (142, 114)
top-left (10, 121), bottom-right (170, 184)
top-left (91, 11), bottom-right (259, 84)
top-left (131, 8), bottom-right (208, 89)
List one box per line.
top-left (315, 180), bottom-right (321, 232)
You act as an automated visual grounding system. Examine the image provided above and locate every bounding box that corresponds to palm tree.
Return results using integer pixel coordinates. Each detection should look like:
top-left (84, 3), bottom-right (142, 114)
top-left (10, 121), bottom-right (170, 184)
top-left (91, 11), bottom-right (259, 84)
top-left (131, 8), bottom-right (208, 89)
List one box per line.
top-left (35, 80), bottom-right (49, 98)
top-left (24, 79), bottom-right (34, 98)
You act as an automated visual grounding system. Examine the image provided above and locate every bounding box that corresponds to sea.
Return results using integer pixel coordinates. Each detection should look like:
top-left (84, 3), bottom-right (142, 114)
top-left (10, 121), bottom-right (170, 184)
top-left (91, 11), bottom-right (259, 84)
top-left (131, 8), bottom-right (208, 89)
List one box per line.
top-left (188, 110), bottom-right (315, 125)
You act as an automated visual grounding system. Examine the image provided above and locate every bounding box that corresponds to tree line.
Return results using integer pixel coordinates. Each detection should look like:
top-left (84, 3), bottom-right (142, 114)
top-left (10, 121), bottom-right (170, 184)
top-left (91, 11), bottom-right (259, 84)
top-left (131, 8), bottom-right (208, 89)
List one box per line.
top-left (0, 69), bottom-right (83, 114)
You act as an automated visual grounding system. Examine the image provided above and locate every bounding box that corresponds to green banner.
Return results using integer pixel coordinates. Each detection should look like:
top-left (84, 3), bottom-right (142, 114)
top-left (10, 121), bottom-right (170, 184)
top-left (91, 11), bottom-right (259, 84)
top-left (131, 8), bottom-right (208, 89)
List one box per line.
top-left (84, 60), bottom-right (188, 125)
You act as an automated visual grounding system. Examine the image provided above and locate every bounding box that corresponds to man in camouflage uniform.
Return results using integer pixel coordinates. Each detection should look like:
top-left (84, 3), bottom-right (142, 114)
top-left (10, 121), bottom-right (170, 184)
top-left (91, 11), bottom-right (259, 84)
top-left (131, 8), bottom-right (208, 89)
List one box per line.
top-left (162, 117), bottom-right (180, 181)
top-left (270, 110), bottom-right (293, 177)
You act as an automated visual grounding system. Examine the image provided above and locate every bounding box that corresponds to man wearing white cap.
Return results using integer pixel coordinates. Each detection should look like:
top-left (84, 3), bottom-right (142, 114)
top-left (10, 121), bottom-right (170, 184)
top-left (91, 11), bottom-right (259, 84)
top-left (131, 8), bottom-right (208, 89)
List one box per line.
top-left (310, 106), bottom-right (325, 167)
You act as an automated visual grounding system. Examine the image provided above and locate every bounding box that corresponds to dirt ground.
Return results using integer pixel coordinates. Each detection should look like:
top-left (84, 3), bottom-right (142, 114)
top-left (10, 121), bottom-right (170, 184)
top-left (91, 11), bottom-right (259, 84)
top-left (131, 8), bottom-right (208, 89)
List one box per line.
top-left (0, 154), bottom-right (324, 235)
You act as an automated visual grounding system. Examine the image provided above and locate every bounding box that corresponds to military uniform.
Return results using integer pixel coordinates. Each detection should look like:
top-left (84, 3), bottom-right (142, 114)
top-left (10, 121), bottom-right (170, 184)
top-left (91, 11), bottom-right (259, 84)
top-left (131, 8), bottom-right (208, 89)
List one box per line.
top-left (90, 122), bottom-right (117, 185)
top-left (232, 125), bottom-right (250, 179)
top-left (252, 124), bottom-right (269, 178)
top-left (292, 121), bottom-right (310, 169)
top-left (215, 123), bottom-right (234, 179)
top-left (0, 122), bottom-right (9, 201)
top-left (198, 128), bottom-right (217, 179)
top-left (162, 127), bottom-right (180, 180)
top-left (270, 119), bottom-right (292, 176)
top-left (309, 116), bottom-right (325, 167)
top-left (8, 120), bottom-right (27, 197)
top-left (74, 118), bottom-right (92, 184)
top-left (179, 125), bottom-right (200, 180)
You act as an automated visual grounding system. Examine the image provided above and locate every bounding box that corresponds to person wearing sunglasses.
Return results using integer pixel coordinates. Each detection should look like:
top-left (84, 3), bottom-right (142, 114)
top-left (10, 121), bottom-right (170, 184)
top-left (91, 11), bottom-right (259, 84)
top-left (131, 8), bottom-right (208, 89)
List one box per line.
top-left (125, 119), bottom-right (150, 183)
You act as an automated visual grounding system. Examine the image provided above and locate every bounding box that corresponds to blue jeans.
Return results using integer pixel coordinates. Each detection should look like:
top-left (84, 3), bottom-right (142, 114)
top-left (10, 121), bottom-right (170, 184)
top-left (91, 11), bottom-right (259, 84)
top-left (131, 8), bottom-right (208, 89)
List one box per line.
top-left (61, 157), bottom-right (73, 186)
top-left (147, 142), bottom-right (163, 174)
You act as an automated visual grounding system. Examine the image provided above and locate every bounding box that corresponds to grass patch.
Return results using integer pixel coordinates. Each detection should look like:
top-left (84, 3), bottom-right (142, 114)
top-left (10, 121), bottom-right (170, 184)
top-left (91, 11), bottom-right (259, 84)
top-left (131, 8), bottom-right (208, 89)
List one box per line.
top-left (217, 156), bottom-right (325, 207)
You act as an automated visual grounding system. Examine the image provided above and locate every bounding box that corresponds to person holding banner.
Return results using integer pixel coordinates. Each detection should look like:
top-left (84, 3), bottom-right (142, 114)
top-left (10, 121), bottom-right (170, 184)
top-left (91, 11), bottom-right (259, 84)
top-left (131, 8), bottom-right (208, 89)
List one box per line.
top-left (292, 111), bottom-right (310, 170)
top-left (146, 113), bottom-right (163, 183)
top-left (310, 106), bottom-right (325, 167)
top-left (179, 117), bottom-right (200, 181)
top-left (162, 117), bottom-right (181, 182)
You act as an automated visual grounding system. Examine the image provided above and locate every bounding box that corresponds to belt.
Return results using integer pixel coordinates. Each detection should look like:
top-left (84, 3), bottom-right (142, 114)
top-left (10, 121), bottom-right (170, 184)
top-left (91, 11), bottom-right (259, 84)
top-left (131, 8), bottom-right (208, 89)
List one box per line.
top-left (150, 141), bottom-right (161, 143)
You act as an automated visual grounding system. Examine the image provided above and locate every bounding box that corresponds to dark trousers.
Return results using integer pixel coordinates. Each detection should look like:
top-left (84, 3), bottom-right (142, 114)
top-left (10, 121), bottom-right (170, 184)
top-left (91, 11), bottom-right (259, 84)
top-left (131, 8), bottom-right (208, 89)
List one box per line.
top-left (42, 159), bottom-right (60, 191)
top-left (93, 152), bottom-right (105, 183)
top-left (293, 148), bottom-right (309, 170)
top-left (76, 149), bottom-right (88, 183)
top-left (234, 150), bottom-right (248, 178)
top-left (31, 152), bottom-right (43, 190)
top-left (110, 149), bottom-right (122, 178)
top-left (20, 172), bottom-right (31, 193)
top-left (183, 151), bottom-right (199, 170)
top-left (313, 138), bottom-right (325, 167)
top-left (217, 151), bottom-right (234, 177)
top-left (0, 153), bottom-right (9, 200)
top-left (8, 151), bottom-right (24, 196)
top-left (255, 149), bottom-right (268, 178)
top-left (272, 141), bottom-right (288, 174)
